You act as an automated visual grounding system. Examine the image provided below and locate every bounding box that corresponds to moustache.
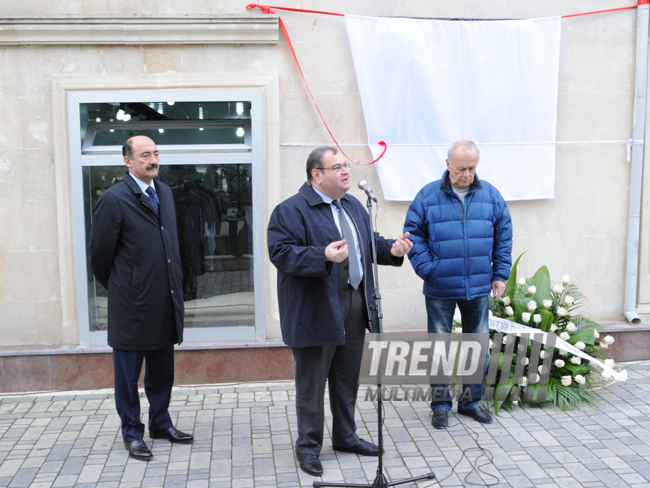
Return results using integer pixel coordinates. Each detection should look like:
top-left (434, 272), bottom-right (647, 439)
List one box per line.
top-left (146, 164), bottom-right (159, 170)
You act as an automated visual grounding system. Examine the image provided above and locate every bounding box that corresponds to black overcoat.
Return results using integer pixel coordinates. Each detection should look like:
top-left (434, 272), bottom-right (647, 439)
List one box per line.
top-left (89, 174), bottom-right (184, 350)
top-left (268, 183), bottom-right (403, 348)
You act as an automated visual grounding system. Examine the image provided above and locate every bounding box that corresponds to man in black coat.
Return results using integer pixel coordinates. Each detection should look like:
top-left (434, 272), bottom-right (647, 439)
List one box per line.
top-left (268, 147), bottom-right (413, 476)
top-left (89, 135), bottom-right (193, 461)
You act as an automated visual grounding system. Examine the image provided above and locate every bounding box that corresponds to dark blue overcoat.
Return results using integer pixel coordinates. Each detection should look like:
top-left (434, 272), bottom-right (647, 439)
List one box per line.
top-left (89, 174), bottom-right (184, 350)
top-left (268, 183), bottom-right (402, 348)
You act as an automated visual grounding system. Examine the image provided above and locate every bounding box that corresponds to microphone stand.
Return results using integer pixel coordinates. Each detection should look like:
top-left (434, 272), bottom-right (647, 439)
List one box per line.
top-left (314, 190), bottom-right (435, 488)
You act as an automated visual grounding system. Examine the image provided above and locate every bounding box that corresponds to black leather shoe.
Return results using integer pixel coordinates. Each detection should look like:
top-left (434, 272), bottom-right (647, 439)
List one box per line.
top-left (457, 406), bottom-right (493, 424)
top-left (149, 427), bottom-right (194, 444)
top-left (333, 438), bottom-right (382, 456)
top-left (297, 454), bottom-right (323, 476)
top-left (124, 439), bottom-right (153, 461)
top-left (431, 411), bottom-right (448, 429)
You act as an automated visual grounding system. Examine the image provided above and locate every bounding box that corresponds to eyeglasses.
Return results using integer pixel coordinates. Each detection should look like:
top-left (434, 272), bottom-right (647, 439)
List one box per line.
top-left (317, 162), bottom-right (351, 173)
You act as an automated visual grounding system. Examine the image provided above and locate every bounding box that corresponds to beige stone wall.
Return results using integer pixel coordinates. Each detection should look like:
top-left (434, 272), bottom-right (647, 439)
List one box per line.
top-left (0, 0), bottom-right (638, 346)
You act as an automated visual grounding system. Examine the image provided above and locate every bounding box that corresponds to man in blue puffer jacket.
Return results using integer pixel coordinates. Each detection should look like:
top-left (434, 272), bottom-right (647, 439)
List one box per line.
top-left (404, 140), bottom-right (512, 429)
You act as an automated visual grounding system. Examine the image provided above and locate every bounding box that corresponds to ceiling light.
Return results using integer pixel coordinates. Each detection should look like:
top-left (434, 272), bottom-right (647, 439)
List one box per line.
top-left (167, 101), bottom-right (175, 106)
top-left (236, 102), bottom-right (244, 115)
top-left (95, 117), bottom-right (101, 122)
top-left (236, 127), bottom-right (244, 137)
top-left (158, 128), bottom-right (164, 133)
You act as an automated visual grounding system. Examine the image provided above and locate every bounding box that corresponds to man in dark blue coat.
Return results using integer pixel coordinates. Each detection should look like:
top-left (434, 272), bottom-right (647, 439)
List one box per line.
top-left (404, 140), bottom-right (512, 429)
top-left (89, 135), bottom-right (193, 462)
top-left (268, 147), bottom-right (412, 476)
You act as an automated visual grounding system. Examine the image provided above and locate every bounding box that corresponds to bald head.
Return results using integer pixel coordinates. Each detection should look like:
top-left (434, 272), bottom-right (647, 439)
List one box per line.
top-left (123, 136), bottom-right (160, 184)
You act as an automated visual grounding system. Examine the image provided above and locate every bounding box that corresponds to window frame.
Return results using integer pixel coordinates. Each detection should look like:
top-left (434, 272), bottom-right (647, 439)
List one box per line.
top-left (68, 88), bottom-right (267, 345)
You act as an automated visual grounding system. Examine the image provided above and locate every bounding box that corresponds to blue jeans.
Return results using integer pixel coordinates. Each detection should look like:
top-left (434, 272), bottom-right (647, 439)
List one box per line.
top-left (426, 295), bottom-right (490, 412)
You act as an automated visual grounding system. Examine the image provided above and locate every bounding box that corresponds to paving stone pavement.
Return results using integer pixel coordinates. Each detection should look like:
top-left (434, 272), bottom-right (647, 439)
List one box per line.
top-left (1, 361), bottom-right (650, 487)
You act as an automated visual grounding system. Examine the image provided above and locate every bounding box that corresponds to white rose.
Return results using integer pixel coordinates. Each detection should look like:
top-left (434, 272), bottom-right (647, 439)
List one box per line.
top-left (527, 300), bottom-right (537, 311)
top-left (564, 295), bottom-right (574, 305)
top-left (539, 350), bottom-right (547, 359)
top-left (538, 365), bottom-right (547, 375)
top-left (600, 342), bottom-right (609, 349)
top-left (505, 306), bottom-right (514, 316)
top-left (550, 324), bottom-right (558, 332)
top-left (570, 356), bottom-right (581, 365)
top-left (602, 371), bottom-right (612, 380)
top-left (452, 327), bottom-right (462, 334)
top-left (575, 341), bottom-right (586, 350)
top-left (593, 330), bottom-right (600, 339)
top-left (566, 322), bottom-right (577, 332)
top-left (559, 332), bottom-right (570, 341)
top-left (512, 400), bottom-right (519, 405)
top-left (554, 359), bottom-right (565, 368)
top-left (489, 339), bottom-right (494, 349)
top-left (552, 283), bottom-right (564, 293)
top-left (562, 274), bottom-right (570, 284)
top-left (561, 375), bottom-right (572, 386)
top-left (522, 312), bottom-right (531, 323)
top-left (528, 285), bottom-right (537, 295)
top-left (519, 377), bottom-right (528, 386)
top-left (557, 307), bottom-right (567, 317)
top-left (602, 335), bottom-right (615, 345)
top-left (604, 359), bottom-right (615, 368)
top-left (542, 300), bottom-right (553, 309)
top-left (501, 296), bottom-right (511, 306)
top-left (575, 374), bottom-right (586, 385)
top-left (503, 335), bottom-right (512, 344)
top-left (533, 314), bottom-right (542, 324)
top-left (531, 373), bottom-right (540, 384)
top-left (517, 277), bottom-right (526, 285)
top-left (523, 357), bottom-right (530, 365)
top-left (559, 350), bottom-right (569, 356)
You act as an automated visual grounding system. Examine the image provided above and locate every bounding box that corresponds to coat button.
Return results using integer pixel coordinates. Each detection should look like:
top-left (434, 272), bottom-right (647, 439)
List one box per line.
top-left (171, 290), bottom-right (174, 294)
top-left (161, 226), bottom-right (164, 230)
top-left (167, 259), bottom-right (171, 263)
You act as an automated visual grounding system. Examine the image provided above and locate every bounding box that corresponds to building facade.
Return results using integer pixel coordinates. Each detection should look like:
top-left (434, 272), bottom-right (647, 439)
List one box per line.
top-left (0, 0), bottom-right (643, 391)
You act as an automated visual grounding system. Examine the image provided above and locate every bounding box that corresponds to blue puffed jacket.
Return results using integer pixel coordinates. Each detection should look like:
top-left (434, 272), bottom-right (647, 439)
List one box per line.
top-left (403, 171), bottom-right (512, 300)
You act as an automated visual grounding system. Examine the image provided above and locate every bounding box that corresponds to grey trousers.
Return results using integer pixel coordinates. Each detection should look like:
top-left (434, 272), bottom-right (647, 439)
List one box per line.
top-left (292, 284), bottom-right (367, 457)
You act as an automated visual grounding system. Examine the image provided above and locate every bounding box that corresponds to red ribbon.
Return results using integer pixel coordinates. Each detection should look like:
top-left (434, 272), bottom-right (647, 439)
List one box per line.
top-left (248, 2), bottom-right (643, 164)
top-left (247, 4), bottom-right (386, 165)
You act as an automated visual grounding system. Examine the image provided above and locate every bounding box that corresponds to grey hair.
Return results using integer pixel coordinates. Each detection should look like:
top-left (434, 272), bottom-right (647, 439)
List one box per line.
top-left (306, 146), bottom-right (339, 182)
top-left (447, 140), bottom-right (480, 161)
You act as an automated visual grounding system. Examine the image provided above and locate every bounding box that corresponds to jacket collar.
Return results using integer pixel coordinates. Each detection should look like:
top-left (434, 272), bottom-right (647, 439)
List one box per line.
top-left (440, 170), bottom-right (482, 192)
top-left (123, 171), bottom-right (159, 216)
top-left (299, 182), bottom-right (352, 207)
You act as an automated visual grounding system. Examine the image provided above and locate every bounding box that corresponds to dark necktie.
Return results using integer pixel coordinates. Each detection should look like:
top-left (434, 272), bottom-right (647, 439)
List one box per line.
top-left (332, 200), bottom-right (361, 289)
top-left (146, 186), bottom-right (160, 215)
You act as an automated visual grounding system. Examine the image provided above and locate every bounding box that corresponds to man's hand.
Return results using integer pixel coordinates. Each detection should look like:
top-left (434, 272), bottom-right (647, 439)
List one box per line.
top-left (492, 280), bottom-right (506, 299)
top-left (325, 239), bottom-right (348, 263)
top-left (390, 232), bottom-right (413, 257)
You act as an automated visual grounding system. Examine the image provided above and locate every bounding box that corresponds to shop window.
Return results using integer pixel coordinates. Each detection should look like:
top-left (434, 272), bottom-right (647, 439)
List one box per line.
top-left (69, 93), bottom-right (264, 344)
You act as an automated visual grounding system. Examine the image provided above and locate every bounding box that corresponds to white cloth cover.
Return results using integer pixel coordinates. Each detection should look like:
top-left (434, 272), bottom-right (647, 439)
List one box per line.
top-left (345, 15), bottom-right (562, 201)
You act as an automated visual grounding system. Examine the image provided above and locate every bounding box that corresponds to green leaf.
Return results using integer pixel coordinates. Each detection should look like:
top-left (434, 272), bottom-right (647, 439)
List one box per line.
top-left (563, 363), bottom-right (590, 376)
top-left (525, 384), bottom-right (554, 404)
top-left (506, 253), bottom-right (525, 301)
top-left (532, 265), bottom-right (552, 303)
top-left (493, 376), bottom-right (515, 415)
top-left (538, 309), bottom-right (554, 332)
top-left (567, 329), bottom-right (596, 346)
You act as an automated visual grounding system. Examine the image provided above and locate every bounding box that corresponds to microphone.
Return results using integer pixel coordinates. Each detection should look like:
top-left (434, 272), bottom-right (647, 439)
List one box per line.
top-left (358, 180), bottom-right (378, 202)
